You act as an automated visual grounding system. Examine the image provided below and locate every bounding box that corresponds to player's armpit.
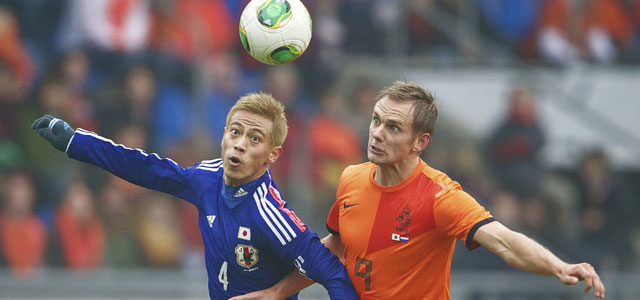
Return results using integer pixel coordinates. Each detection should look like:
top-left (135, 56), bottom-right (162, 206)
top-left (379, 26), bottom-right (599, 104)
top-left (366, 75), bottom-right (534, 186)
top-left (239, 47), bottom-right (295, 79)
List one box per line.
top-left (321, 234), bottom-right (345, 264)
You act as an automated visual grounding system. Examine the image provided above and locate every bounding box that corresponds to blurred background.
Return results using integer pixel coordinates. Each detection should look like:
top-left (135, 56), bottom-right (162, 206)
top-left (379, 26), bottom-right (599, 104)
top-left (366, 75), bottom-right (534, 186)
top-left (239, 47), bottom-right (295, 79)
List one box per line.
top-left (0, 0), bottom-right (639, 299)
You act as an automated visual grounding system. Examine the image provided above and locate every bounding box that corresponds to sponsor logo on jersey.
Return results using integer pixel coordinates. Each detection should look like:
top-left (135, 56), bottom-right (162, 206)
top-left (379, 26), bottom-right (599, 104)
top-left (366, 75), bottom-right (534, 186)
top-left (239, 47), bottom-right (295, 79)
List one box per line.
top-left (207, 215), bottom-right (216, 228)
top-left (238, 226), bottom-right (251, 241)
top-left (235, 244), bottom-right (259, 268)
top-left (343, 203), bottom-right (359, 209)
top-left (391, 233), bottom-right (409, 242)
top-left (234, 187), bottom-right (248, 197)
top-left (395, 206), bottom-right (412, 234)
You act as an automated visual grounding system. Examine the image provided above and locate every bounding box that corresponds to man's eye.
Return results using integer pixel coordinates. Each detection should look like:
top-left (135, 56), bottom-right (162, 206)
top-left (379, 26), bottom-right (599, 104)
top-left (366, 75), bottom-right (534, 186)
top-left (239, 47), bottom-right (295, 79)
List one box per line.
top-left (251, 136), bottom-right (260, 142)
top-left (391, 125), bottom-right (399, 132)
top-left (231, 129), bottom-right (240, 135)
top-left (373, 118), bottom-right (380, 125)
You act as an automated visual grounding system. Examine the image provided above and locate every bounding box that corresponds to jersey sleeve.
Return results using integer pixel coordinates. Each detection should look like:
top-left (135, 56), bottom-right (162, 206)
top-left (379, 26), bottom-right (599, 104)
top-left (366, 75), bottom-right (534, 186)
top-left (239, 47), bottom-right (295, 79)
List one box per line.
top-left (326, 167), bottom-right (350, 235)
top-left (433, 186), bottom-right (494, 250)
top-left (253, 183), bottom-right (357, 300)
top-left (66, 128), bottom-right (198, 203)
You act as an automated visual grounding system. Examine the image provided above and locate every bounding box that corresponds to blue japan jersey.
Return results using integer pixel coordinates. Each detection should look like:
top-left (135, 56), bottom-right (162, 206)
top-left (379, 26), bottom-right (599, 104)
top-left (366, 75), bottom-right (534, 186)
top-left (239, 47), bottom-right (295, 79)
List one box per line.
top-left (67, 129), bottom-right (358, 300)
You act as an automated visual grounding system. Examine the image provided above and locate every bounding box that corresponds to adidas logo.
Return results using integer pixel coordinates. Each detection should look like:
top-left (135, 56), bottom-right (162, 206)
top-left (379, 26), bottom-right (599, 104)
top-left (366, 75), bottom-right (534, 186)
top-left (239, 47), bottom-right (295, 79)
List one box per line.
top-left (234, 188), bottom-right (248, 198)
top-left (207, 215), bottom-right (216, 228)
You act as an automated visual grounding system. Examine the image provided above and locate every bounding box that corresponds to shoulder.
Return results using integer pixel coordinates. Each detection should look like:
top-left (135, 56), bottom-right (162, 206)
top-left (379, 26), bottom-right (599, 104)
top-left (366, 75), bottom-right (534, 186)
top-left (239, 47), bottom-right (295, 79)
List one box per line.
top-left (192, 159), bottom-right (224, 176)
top-left (250, 181), bottom-right (307, 246)
top-left (419, 162), bottom-right (463, 197)
top-left (339, 162), bottom-right (373, 184)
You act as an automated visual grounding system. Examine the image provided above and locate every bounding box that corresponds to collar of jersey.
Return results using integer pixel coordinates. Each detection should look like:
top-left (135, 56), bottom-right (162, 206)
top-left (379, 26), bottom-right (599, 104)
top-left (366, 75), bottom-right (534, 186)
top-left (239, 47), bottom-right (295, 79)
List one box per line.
top-left (222, 171), bottom-right (269, 209)
top-left (368, 159), bottom-right (425, 192)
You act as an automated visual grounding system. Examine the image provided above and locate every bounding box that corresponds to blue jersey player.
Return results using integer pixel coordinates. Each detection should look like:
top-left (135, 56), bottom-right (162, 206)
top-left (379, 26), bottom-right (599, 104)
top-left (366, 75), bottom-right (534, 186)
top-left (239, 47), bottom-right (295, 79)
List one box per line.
top-left (32, 93), bottom-right (358, 300)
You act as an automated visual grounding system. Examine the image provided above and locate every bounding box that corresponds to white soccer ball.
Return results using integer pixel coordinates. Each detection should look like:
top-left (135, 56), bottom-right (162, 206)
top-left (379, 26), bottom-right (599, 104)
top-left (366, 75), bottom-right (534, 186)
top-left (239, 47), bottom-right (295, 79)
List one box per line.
top-left (239, 0), bottom-right (312, 65)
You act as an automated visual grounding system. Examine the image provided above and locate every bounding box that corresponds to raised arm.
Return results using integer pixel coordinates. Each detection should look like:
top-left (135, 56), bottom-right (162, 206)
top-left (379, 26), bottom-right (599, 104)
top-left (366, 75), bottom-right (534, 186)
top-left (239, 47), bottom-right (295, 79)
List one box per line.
top-left (32, 115), bottom-right (195, 200)
top-left (473, 221), bottom-right (605, 299)
top-left (229, 234), bottom-right (349, 300)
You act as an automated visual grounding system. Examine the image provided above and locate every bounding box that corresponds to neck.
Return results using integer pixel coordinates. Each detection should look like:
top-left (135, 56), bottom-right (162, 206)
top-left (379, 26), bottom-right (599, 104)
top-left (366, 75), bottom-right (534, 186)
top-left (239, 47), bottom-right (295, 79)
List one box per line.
top-left (224, 167), bottom-right (269, 187)
top-left (374, 156), bottom-right (420, 186)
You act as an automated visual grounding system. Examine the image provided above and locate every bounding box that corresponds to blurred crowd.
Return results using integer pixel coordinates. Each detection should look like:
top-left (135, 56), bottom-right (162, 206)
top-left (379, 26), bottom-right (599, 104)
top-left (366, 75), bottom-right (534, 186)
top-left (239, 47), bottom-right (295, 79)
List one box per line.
top-left (0, 0), bottom-right (638, 282)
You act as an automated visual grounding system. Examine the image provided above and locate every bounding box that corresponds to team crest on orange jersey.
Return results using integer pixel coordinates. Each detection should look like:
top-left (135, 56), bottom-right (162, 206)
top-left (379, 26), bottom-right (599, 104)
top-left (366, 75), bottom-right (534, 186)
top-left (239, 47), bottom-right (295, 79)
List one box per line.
top-left (395, 206), bottom-right (412, 234)
top-left (235, 244), bottom-right (259, 268)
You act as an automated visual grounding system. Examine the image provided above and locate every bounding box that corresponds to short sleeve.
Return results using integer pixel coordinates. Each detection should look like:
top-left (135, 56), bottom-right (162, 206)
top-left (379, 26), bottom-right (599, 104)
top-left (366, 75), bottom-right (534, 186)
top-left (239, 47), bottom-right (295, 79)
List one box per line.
top-left (326, 200), bottom-right (341, 235)
top-left (434, 188), bottom-right (493, 250)
top-left (326, 169), bottom-right (350, 235)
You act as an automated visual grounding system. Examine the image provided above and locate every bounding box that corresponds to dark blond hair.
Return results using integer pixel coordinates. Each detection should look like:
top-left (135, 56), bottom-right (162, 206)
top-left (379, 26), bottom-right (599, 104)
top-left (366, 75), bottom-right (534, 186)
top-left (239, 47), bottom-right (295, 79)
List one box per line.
top-left (226, 93), bottom-right (288, 147)
top-left (376, 81), bottom-right (438, 136)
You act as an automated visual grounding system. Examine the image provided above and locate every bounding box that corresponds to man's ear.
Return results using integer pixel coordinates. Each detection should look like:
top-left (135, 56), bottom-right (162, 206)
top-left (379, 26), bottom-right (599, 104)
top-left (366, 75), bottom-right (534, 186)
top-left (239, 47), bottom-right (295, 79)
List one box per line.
top-left (267, 146), bottom-right (283, 164)
top-left (413, 132), bottom-right (431, 152)
top-left (221, 127), bottom-right (226, 147)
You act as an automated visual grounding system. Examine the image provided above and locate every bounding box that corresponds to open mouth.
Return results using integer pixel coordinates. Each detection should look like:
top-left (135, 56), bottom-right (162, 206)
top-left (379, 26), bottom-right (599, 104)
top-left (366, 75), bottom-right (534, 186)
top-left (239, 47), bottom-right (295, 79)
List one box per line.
top-left (229, 156), bottom-right (241, 167)
top-left (370, 144), bottom-right (384, 154)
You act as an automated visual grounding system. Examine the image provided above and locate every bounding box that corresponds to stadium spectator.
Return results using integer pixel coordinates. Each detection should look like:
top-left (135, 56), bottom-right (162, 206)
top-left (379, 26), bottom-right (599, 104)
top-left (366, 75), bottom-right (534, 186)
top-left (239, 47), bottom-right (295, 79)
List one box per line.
top-left (475, 0), bottom-right (542, 58)
top-left (0, 171), bottom-right (47, 278)
top-left (50, 181), bottom-right (105, 270)
top-left (135, 191), bottom-right (182, 268)
top-left (58, 0), bottom-right (151, 53)
top-left (582, 0), bottom-right (635, 63)
top-left (307, 88), bottom-right (362, 229)
top-left (536, 0), bottom-right (581, 64)
top-left (486, 85), bottom-right (545, 199)
top-left (99, 179), bottom-right (143, 268)
top-left (0, 6), bottom-right (34, 87)
top-left (149, 0), bottom-right (234, 62)
top-left (93, 65), bottom-right (156, 139)
top-left (575, 149), bottom-right (636, 271)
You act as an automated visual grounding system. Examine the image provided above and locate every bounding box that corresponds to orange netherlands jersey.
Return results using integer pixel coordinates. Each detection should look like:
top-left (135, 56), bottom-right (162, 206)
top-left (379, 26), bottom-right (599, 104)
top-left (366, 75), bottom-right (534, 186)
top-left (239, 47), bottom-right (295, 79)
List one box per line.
top-left (327, 159), bottom-right (494, 299)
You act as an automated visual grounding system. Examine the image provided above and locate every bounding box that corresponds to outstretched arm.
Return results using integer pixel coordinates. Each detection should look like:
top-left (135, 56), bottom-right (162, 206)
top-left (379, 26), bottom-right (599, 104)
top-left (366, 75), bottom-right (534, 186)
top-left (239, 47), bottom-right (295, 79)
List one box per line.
top-left (474, 221), bottom-right (605, 299)
top-left (32, 115), bottom-right (195, 200)
top-left (229, 234), bottom-right (347, 300)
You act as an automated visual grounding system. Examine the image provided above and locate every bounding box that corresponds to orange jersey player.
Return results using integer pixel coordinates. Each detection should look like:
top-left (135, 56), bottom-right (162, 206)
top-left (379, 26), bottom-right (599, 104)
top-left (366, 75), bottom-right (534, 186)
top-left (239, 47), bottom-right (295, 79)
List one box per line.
top-left (230, 81), bottom-right (605, 300)
top-left (327, 160), bottom-right (493, 298)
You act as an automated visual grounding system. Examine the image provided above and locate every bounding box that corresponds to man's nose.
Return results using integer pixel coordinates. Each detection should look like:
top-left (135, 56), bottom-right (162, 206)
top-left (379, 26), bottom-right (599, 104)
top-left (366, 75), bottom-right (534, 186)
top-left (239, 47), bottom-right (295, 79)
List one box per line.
top-left (234, 138), bottom-right (247, 152)
top-left (371, 124), bottom-right (384, 141)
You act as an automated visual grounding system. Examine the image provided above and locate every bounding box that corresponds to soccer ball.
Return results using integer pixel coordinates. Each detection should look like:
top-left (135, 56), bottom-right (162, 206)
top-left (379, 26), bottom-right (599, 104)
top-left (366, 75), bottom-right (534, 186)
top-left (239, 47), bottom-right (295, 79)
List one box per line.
top-left (239, 0), bottom-right (312, 65)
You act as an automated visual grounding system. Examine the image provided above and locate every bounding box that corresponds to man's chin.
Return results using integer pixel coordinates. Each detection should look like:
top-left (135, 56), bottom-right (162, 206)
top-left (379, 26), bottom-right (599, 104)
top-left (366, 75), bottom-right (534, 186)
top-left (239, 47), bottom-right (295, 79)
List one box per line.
top-left (367, 153), bottom-right (384, 165)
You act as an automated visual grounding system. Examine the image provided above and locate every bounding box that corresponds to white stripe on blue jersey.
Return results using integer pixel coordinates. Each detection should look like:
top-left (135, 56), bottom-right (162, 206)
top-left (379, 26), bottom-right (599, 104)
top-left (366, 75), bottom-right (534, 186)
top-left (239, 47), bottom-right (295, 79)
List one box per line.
top-left (257, 184), bottom-right (292, 244)
top-left (254, 191), bottom-right (286, 245)
top-left (197, 159), bottom-right (223, 172)
top-left (260, 184), bottom-right (297, 239)
top-left (76, 129), bottom-right (181, 166)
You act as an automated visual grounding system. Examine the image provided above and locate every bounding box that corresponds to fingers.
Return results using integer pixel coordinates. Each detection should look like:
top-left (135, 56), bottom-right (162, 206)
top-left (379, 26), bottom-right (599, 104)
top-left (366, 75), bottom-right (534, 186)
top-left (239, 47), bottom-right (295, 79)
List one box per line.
top-left (31, 115), bottom-right (53, 130)
top-left (571, 263), bottom-right (605, 299)
top-left (36, 127), bottom-right (56, 141)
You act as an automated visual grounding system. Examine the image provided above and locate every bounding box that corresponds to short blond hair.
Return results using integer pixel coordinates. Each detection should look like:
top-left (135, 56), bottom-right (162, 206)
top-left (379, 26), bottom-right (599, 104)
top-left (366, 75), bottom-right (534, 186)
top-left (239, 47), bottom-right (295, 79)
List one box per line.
top-left (376, 81), bottom-right (438, 136)
top-left (226, 92), bottom-right (288, 147)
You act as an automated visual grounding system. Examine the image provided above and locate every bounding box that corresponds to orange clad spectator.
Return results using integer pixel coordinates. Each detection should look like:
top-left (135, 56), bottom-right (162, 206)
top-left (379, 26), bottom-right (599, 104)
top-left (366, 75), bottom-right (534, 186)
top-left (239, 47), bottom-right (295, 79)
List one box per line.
top-left (0, 7), bottom-right (34, 86)
top-left (54, 181), bottom-right (105, 270)
top-left (0, 171), bottom-right (47, 278)
top-left (583, 0), bottom-right (634, 61)
top-left (151, 0), bottom-right (234, 61)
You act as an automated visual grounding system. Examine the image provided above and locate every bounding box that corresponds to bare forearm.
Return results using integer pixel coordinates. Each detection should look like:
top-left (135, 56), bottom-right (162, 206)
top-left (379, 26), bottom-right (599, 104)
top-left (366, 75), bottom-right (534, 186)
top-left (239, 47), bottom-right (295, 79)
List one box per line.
top-left (498, 231), bottom-right (567, 277)
top-left (475, 222), bottom-right (605, 299)
top-left (272, 270), bottom-right (315, 298)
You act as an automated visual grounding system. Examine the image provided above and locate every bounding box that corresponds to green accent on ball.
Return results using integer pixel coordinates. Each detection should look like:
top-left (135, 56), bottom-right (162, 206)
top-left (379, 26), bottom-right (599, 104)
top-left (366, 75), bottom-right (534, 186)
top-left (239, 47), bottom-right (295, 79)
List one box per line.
top-left (239, 26), bottom-right (250, 52)
top-left (268, 45), bottom-right (303, 64)
top-left (257, 0), bottom-right (291, 28)
top-left (304, 6), bottom-right (312, 31)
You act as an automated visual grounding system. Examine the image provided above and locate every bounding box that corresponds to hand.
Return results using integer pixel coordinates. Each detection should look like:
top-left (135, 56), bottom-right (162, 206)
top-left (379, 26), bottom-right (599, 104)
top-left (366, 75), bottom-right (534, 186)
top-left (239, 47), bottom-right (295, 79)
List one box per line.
top-left (558, 262), bottom-right (605, 299)
top-left (32, 115), bottom-right (75, 152)
top-left (228, 289), bottom-right (281, 300)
